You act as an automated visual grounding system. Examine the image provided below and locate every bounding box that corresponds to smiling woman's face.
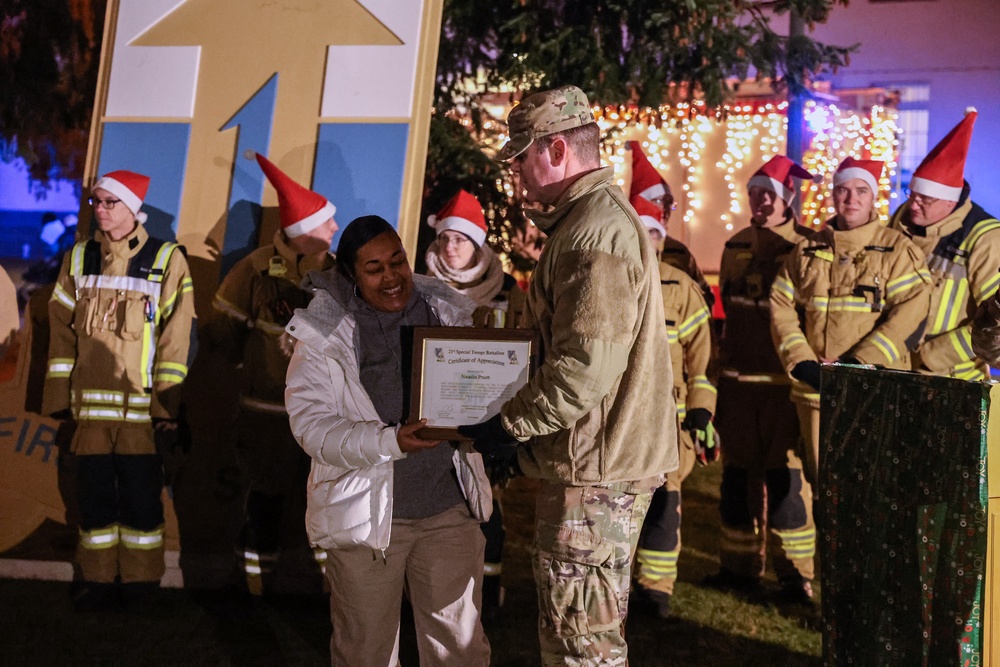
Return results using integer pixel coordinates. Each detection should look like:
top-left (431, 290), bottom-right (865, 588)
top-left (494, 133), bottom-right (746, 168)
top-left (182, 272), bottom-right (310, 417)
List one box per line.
top-left (353, 231), bottom-right (413, 312)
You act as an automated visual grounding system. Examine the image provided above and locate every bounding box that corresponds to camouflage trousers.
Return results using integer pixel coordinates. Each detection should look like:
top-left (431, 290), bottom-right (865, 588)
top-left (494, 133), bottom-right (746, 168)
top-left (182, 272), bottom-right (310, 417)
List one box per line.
top-left (533, 480), bottom-right (654, 667)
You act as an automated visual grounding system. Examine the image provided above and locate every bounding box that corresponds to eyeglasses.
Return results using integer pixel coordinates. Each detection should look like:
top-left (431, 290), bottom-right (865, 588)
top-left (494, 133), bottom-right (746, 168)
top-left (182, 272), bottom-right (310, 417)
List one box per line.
top-left (906, 189), bottom-right (940, 207)
top-left (89, 197), bottom-right (123, 210)
top-left (439, 234), bottom-right (472, 248)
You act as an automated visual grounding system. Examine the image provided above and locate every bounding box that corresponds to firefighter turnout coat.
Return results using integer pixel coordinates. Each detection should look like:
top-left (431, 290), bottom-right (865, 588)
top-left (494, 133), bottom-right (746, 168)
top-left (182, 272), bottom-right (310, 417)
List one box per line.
top-left (890, 187), bottom-right (1000, 382)
top-left (770, 215), bottom-right (932, 408)
top-left (44, 224), bottom-right (195, 435)
top-left (660, 262), bottom-right (715, 421)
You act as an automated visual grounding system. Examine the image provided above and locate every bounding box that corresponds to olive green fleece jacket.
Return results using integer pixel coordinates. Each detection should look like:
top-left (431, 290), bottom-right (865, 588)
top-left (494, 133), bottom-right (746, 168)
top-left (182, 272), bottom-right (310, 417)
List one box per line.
top-left (501, 167), bottom-right (678, 485)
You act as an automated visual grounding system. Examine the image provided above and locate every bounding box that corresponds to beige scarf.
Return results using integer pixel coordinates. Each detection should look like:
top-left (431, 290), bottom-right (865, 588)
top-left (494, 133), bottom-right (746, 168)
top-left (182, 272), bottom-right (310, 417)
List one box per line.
top-left (425, 242), bottom-right (505, 306)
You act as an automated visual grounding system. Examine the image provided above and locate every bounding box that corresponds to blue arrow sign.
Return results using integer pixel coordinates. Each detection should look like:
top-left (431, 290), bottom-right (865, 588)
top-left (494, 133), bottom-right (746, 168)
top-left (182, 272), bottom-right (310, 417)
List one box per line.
top-left (219, 74), bottom-right (278, 277)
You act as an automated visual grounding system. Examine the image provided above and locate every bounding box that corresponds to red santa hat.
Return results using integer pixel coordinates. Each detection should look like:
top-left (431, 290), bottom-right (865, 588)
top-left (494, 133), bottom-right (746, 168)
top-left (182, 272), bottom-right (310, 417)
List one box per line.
top-left (255, 153), bottom-right (335, 238)
top-left (910, 108), bottom-right (977, 202)
top-left (427, 189), bottom-right (488, 247)
top-left (747, 155), bottom-right (817, 204)
top-left (627, 140), bottom-right (670, 202)
top-left (833, 156), bottom-right (884, 192)
top-left (92, 170), bottom-right (150, 224)
top-left (630, 195), bottom-right (666, 237)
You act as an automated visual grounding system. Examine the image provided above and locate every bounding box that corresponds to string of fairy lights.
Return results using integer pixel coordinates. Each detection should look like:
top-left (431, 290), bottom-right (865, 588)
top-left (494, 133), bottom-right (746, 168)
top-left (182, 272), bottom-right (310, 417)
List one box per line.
top-left (480, 98), bottom-right (899, 261)
top-left (593, 100), bottom-right (900, 231)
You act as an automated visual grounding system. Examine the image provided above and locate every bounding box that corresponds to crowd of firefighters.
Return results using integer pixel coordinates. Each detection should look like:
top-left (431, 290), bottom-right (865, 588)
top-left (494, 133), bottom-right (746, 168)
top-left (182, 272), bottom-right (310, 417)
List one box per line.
top-left (33, 103), bottom-right (999, 636)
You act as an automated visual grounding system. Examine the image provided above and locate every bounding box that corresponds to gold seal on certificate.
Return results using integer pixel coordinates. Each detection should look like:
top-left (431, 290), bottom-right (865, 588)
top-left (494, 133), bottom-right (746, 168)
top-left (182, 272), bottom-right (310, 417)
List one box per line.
top-left (409, 327), bottom-right (537, 440)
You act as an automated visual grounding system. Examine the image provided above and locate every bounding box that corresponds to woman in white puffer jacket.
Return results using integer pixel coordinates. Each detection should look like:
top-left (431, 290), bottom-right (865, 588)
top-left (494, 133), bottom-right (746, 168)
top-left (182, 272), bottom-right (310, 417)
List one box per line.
top-left (284, 215), bottom-right (492, 667)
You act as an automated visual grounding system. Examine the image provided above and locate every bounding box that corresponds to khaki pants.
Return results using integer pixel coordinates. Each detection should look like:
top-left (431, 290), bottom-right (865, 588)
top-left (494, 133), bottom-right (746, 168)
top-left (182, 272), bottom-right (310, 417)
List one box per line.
top-left (796, 402), bottom-right (821, 490)
top-left (533, 480), bottom-right (652, 667)
top-left (324, 505), bottom-right (490, 667)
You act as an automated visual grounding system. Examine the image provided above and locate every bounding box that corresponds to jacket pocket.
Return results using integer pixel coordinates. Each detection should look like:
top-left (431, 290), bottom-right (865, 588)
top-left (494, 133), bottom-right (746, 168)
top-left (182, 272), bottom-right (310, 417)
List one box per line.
top-left (73, 295), bottom-right (98, 336)
top-left (534, 518), bottom-right (618, 639)
top-left (119, 297), bottom-right (147, 341)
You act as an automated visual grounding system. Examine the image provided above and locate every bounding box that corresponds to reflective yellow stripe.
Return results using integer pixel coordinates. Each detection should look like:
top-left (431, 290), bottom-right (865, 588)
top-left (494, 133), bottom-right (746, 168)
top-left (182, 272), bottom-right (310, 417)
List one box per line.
top-left (870, 331), bottom-right (900, 363)
top-left (885, 272), bottom-right (924, 299)
top-left (676, 400), bottom-right (686, 420)
top-left (977, 270), bottom-right (1000, 303)
top-left (154, 361), bottom-right (188, 383)
top-left (772, 276), bottom-right (794, 300)
top-left (636, 547), bottom-right (680, 581)
top-left (46, 358), bottom-right (75, 378)
top-left (78, 407), bottom-right (126, 420)
top-left (81, 390), bottom-right (125, 405)
top-left (213, 295), bottom-right (250, 323)
top-left (948, 327), bottom-right (976, 361)
top-left (691, 376), bottom-right (717, 395)
top-left (678, 307), bottom-right (710, 340)
top-left (961, 218), bottom-right (1000, 252)
top-left (51, 283), bottom-right (76, 310)
top-left (813, 250), bottom-right (834, 262)
top-left (120, 526), bottom-right (164, 550)
top-left (809, 295), bottom-right (829, 311)
top-left (828, 295), bottom-right (874, 312)
top-left (70, 242), bottom-right (87, 275)
top-left (779, 332), bottom-right (809, 354)
top-left (666, 329), bottom-right (679, 344)
top-left (80, 525), bottom-right (119, 550)
top-left (774, 526), bottom-right (817, 559)
top-left (140, 319), bottom-right (154, 390)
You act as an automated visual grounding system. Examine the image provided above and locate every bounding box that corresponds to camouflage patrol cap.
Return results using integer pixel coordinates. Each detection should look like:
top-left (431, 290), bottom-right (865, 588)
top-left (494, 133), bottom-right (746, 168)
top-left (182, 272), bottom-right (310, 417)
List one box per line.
top-left (496, 85), bottom-right (596, 161)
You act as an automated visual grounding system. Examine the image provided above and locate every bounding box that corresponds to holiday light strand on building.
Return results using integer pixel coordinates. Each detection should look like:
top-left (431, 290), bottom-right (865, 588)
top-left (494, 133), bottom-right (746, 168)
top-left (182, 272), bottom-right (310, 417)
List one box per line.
top-left (483, 99), bottom-right (898, 264)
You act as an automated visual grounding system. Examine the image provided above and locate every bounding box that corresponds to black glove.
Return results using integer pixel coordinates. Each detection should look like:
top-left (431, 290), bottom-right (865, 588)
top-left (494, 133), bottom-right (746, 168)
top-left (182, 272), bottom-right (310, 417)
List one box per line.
top-left (681, 408), bottom-right (712, 433)
top-left (457, 413), bottom-right (517, 456)
top-left (791, 360), bottom-right (822, 392)
top-left (484, 443), bottom-right (523, 486)
top-left (152, 419), bottom-right (180, 454)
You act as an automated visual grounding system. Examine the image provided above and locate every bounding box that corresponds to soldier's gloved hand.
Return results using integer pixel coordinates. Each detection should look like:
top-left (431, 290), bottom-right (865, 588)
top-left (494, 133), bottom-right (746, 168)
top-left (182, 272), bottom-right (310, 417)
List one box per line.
top-left (483, 442), bottom-right (523, 486)
top-left (791, 360), bottom-right (822, 392)
top-left (457, 413), bottom-right (517, 456)
top-left (682, 409), bottom-right (719, 465)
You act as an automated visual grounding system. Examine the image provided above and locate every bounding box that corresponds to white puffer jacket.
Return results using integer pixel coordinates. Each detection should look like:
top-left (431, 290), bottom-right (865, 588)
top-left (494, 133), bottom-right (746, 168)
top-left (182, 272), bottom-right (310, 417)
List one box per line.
top-left (285, 270), bottom-right (493, 552)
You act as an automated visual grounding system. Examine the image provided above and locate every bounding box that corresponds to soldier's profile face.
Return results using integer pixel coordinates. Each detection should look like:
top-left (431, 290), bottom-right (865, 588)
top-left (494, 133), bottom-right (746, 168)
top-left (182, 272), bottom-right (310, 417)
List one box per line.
top-left (509, 142), bottom-right (561, 205)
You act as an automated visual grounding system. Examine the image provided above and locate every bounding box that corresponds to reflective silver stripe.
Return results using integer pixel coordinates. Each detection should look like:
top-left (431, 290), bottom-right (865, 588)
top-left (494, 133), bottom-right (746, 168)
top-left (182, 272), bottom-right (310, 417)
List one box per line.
top-left (78, 407), bottom-right (126, 420)
top-left (51, 283), bottom-right (76, 310)
top-left (239, 396), bottom-right (288, 414)
top-left (719, 369), bottom-right (789, 384)
top-left (212, 295), bottom-right (250, 323)
top-left (125, 411), bottom-right (152, 422)
top-left (80, 526), bottom-right (120, 549)
top-left (120, 528), bottom-right (164, 549)
top-left (74, 273), bottom-right (164, 300)
top-left (253, 319), bottom-right (287, 336)
top-left (128, 395), bottom-right (152, 406)
top-left (81, 390), bottom-right (125, 404)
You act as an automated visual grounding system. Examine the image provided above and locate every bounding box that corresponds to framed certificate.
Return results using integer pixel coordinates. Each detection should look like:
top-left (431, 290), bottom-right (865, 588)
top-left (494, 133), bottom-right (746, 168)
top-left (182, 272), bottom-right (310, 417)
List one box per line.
top-left (409, 326), bottom-right (538, 440)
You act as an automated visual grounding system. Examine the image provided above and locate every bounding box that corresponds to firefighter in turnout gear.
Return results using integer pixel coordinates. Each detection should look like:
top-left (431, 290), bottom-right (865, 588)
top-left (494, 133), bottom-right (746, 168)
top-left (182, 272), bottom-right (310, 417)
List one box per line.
top-left (771, 157), bottom-right (931, 492)
top-left (627, 140), bottom-right (714, 308)
top-left (43, 170), bottom-right (195, 610)
top-left (207, 154), bottom-right (337, 596)
top-left (630, 195), bottom-right (717, 618)
top-left (889, 109), bottom-right (1000, 382)
top-left (706, 156), bottom-right (819, 601)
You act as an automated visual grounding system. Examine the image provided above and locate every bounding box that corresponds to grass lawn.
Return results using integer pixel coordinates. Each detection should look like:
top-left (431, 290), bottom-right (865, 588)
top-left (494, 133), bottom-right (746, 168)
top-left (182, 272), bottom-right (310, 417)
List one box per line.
top-left (0, 464), bottom-right (821, 666)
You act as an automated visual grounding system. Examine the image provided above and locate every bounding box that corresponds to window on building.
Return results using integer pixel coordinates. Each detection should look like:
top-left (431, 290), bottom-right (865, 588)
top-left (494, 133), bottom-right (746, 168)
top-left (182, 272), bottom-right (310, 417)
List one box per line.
top-left (885, 84), bottom-right (930, 201)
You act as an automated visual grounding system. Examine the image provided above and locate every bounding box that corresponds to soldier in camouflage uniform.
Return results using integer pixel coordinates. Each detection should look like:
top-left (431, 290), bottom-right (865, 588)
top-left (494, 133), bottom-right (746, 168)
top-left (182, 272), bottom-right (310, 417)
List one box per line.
top-left (206, 153), bottom-right (337, 595)
top-left (460, 86), bottom-right (676, 666)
